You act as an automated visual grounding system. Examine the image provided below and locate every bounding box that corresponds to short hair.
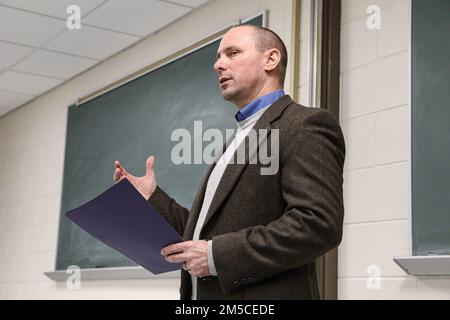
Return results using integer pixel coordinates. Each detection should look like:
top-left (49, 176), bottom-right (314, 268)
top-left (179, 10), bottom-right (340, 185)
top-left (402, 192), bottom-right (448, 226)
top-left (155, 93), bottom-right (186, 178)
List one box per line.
top-left (231, 24), bottom-right (288, 85)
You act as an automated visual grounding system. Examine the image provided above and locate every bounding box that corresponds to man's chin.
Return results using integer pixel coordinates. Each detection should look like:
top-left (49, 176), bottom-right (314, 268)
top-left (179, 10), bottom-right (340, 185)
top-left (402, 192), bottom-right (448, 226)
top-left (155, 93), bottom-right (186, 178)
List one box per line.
top-left (220, 89), bottom-right (238, 102)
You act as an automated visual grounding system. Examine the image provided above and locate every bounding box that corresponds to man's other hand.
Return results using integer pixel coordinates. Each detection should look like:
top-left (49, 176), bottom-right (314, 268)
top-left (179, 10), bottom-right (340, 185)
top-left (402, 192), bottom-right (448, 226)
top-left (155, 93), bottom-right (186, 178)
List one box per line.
top-left (161, 240), bottom-right (210, 277)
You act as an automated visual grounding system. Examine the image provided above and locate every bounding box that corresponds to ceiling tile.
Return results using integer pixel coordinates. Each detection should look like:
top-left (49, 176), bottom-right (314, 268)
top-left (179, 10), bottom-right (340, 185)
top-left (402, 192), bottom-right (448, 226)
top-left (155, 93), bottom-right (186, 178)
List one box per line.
top-left (168, 0), bottom-right (210, 8)
top-left (13, 49), bottom-right (98, 79)
top-left (0, 6), bottom-right (65, 47)
top-left (83, 0), bottom-right (191, 36)
top-left (0, 90), bottom-right (34, 116)
top-left (0, 41), bottom-right (34, 70)
top-left (0, 71), bottom-right (62, 95)
top-left (43, 25), bottom-right (140, 60)
top-left (0, 0), bottom-right (105, 19)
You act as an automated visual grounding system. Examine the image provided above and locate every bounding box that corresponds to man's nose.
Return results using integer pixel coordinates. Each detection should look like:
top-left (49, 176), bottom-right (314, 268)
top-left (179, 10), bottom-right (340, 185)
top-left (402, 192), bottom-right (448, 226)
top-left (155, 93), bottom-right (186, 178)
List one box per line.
top-left (214, 58), bottom-right (225, 73)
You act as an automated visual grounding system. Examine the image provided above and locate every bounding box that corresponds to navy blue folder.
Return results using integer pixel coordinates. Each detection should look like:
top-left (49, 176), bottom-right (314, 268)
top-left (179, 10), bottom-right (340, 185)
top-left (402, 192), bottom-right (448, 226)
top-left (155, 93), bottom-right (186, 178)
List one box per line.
top-left (65, 179), bottom-right (183, 274)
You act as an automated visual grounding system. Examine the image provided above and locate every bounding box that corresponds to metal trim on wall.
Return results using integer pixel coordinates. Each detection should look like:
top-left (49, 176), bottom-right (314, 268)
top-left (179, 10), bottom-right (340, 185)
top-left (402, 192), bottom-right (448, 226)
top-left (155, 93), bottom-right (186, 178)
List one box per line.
top-left (314, 0), bottom-right (342, 300)
top-left (298, 0), bottom-right (342, 300)
top-left (291, 0), bottom-right (301, 101)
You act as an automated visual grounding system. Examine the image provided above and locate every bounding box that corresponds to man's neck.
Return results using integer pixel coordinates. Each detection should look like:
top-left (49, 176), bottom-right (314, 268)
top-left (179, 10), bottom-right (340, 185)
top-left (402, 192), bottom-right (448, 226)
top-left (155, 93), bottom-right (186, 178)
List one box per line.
top-left (236, 86), bottom-right (284, 109)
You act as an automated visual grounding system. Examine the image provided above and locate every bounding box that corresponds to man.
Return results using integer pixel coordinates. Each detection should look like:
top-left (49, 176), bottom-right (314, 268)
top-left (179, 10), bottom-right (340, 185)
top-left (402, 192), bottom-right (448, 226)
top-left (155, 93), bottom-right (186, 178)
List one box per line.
top-left (113, 25), bottom-right (345, 299)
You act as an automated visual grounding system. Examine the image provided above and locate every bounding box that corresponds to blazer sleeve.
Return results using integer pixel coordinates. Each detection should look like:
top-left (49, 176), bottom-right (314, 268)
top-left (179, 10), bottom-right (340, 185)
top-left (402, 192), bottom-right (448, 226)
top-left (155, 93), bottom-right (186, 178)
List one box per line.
top-left (211, 109), bottom-right (346, 294)
top-left (147, 186), bottom-right (189, 236)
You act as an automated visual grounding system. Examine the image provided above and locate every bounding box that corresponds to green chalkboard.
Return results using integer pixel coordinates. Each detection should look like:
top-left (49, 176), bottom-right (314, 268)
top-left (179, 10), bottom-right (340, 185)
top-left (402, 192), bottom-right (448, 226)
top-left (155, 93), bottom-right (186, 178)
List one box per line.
top-left (411, 0), bottom-right (450, 255)
top-left (56, 16), bottom-right (263, 270)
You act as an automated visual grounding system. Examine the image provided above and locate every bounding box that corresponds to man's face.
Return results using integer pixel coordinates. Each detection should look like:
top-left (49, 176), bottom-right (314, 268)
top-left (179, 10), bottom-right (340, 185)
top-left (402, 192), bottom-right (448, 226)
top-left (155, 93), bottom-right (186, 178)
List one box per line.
top-left (214, 26), bottom-right (266, 107)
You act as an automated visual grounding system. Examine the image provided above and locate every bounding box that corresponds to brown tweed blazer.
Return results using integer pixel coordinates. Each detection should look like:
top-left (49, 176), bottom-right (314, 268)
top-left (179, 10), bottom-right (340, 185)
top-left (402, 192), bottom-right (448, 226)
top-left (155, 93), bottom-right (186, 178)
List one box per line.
top-left (148, 95), bottom-right (345, 300)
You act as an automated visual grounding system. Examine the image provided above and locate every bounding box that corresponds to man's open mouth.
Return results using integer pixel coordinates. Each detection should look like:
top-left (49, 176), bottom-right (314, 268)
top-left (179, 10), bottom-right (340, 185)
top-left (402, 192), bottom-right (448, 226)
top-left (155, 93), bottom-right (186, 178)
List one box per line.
top-left (219, 76), bottom-right (231, 85)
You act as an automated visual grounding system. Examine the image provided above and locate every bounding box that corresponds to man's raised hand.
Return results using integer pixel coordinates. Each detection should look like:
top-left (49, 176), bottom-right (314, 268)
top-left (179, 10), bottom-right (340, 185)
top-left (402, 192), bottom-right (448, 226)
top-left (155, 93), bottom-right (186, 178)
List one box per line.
top-left (113, 156), bottom-right (157, 200)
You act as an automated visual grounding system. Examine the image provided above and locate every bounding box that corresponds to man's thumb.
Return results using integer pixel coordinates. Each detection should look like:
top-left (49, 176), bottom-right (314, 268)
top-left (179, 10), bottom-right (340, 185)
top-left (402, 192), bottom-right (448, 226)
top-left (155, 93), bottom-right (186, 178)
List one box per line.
top-left (145, 156), bottom-right (155, 176)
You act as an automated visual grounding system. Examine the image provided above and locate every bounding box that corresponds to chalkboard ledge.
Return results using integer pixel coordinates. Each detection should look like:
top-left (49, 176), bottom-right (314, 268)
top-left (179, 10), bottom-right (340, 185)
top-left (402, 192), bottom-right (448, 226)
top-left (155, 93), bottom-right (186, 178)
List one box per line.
top-left (44, 267), bottom-right (180, 281)
top-left (393, 255), bottom-right (450, 276)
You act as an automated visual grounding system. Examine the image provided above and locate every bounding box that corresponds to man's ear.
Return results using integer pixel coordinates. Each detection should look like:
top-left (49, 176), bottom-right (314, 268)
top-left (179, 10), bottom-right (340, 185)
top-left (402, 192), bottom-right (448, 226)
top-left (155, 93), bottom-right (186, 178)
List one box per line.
top-left (264, 48), bottom-right (281, 73)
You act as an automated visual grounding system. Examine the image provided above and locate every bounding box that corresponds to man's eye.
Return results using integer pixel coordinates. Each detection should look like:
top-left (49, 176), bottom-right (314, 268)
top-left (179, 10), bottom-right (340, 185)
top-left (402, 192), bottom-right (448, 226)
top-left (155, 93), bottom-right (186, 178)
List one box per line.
top-left (231, 51), bottom-right (239, 56)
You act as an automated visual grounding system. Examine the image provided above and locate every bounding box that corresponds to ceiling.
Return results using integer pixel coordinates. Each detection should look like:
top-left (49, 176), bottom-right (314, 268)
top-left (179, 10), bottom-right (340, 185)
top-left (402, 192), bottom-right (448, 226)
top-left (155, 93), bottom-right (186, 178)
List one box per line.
top-left (0, 0), bottom-right (210, 118)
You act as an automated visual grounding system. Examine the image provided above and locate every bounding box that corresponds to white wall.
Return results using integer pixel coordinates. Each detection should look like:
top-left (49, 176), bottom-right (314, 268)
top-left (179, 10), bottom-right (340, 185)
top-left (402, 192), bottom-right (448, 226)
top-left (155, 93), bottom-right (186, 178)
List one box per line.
top-left (338, 0), bottom-right (450, 299)
top-left (0, 0), bottom-right (295, 299)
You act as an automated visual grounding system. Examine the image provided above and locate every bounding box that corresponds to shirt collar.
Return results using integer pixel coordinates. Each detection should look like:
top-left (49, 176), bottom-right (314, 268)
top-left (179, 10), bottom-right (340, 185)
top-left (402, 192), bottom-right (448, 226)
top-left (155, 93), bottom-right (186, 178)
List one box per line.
top-left (235, 90), bottom-right (285, 122)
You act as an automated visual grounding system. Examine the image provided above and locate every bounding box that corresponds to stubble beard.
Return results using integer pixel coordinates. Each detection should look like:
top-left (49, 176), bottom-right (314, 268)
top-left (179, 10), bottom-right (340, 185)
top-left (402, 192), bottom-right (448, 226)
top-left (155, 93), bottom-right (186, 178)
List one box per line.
top-left (221, 86), bottom-right (240, 104)
top-left (220, 81), bottom-right (249, 107)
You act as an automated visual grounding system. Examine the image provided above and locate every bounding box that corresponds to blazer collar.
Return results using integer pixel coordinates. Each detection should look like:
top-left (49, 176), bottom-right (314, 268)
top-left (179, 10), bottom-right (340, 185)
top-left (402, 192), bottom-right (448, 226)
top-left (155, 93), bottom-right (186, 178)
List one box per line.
top-left (259, 94), bottom-right (294, 124)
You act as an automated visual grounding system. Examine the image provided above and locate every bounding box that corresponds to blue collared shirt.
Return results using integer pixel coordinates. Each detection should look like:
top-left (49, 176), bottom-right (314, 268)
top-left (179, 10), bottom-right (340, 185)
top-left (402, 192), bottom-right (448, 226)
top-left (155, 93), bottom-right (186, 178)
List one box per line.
top-left (235, 90), bottom-right (285, 122)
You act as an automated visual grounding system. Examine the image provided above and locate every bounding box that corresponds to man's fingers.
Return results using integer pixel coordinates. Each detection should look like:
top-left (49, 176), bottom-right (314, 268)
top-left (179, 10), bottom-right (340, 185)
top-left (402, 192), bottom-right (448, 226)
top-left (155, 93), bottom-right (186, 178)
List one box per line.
top-left (115, 160), bottom-right (123, 170)
top-left (113, 168), bottom-right (120, 181)
top-left (113, 167), bottom-right (125, 181)
top-left (161, 241), bottom-right (190, 256)
top-left (145, 156), bottom-right (155, 176)
top-left (161, 244), bottom-right (183, 256)
top-left (113, 161), bottom-right (128, 182)
top-left (165, 253), bottom-right (187, 264)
